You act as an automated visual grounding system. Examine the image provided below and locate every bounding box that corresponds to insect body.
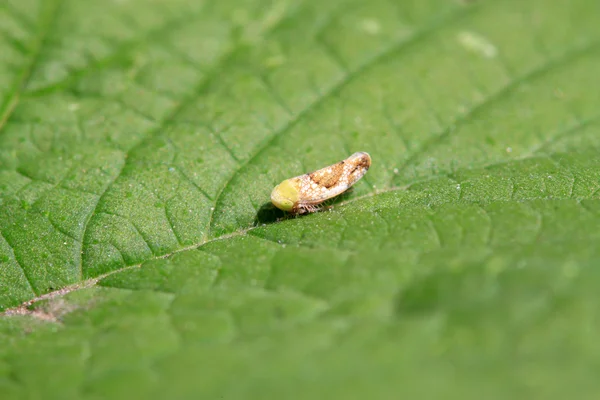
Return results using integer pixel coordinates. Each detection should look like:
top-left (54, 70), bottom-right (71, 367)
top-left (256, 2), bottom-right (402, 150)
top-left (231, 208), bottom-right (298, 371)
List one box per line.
top-left (270, 152), bottom-right (371, 214)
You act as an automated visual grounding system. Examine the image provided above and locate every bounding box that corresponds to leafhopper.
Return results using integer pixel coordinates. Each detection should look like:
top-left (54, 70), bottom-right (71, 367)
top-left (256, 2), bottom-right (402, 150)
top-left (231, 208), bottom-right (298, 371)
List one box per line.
top-left (270, 152), bottom-right (371, 214)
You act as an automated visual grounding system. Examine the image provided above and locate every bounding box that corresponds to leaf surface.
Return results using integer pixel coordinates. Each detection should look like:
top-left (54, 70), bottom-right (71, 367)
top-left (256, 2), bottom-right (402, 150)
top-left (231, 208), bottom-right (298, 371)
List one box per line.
top-left (1, 0), bottom-right (600, 398)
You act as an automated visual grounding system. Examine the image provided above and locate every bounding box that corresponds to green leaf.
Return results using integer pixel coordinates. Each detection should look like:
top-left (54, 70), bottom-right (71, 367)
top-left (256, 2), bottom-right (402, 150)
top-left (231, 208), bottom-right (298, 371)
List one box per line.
top-left (2, 0), bottom-right (600, 398)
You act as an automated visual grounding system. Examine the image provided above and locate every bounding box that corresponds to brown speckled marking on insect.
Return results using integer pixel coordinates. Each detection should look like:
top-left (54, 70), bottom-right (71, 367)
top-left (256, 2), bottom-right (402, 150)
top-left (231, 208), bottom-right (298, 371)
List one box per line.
top-left (272, 152), bottom-right (372, 214)
top-left (309, 161), bottom-right (345, 188)
top-left (353, 154), bottom-right (370, 170)
top-left (349, 154), bottom-right (370, 179)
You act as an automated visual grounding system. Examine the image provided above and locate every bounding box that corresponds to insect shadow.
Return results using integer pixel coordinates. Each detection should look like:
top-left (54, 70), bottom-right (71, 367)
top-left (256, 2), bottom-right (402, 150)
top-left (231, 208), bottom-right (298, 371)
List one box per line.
top-left (253, 188), bottom-right (356, 226)
top-left (254, 202), bottom-right (287, 225)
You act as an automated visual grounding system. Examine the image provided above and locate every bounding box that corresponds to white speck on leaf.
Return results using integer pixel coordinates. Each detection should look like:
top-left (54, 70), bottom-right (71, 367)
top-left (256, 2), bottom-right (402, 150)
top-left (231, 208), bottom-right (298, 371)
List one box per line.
top-left (457, 31), bottom-right (498, 58)
top-left (360, 18), bottom-right (381, 35)
top-left (506, 147), bottom-right (513, 153)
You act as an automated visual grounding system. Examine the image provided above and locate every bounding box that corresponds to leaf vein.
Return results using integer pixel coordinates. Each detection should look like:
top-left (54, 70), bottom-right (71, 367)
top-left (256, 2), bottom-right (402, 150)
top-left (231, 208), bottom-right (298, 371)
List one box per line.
top-left (395, 40), bottom-right (600, 174)
top-left (23, 6), bottom-right (208, 97)
top-left (0, 0), bottom-right (63, 134)
top-left (207, 6), bottom-right (475, 236)
top-left (0, 230), bottom-right (36, 296)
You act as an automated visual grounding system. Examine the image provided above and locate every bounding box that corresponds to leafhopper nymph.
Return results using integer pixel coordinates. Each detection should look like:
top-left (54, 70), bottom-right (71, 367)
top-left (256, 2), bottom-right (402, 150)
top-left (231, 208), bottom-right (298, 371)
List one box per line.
top-left (270, 152), bottom-right (371, 214)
